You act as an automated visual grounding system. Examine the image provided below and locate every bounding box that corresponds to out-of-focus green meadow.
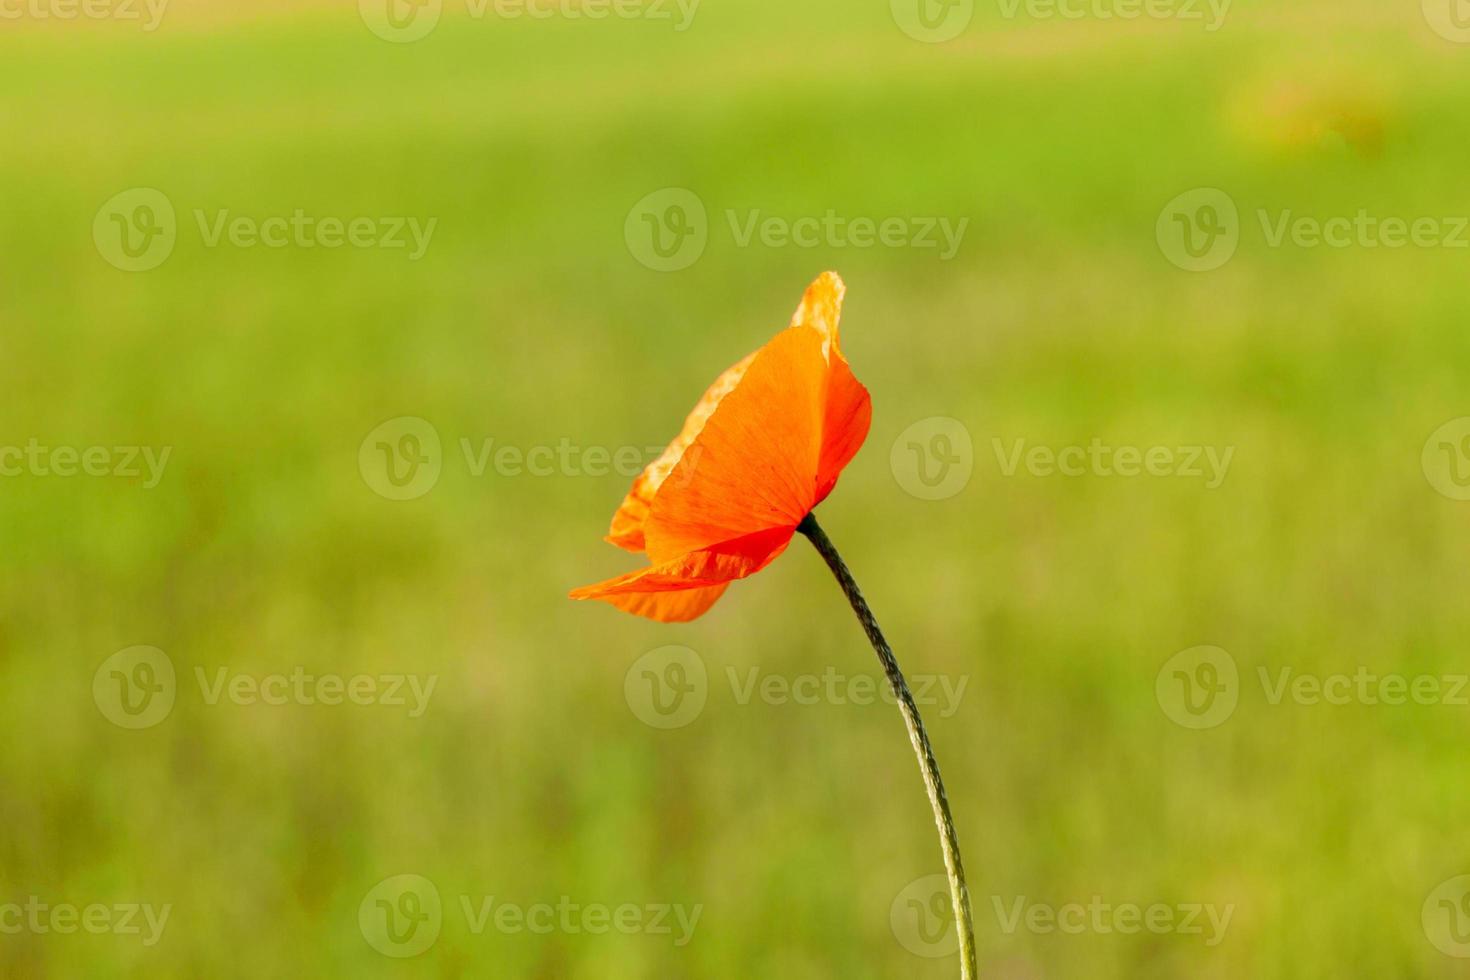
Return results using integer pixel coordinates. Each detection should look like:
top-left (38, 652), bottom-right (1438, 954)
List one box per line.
top-left (4, 0), bottom-right (1470, 976)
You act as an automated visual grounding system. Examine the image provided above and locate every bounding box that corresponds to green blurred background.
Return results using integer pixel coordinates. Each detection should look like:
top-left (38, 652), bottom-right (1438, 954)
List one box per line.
top-left (5, 0), bottom-right (1470, 976)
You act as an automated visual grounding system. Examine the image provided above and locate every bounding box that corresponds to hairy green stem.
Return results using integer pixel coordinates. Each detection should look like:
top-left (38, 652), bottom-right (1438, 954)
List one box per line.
top-left (797, 512), bottom-right (977, 980)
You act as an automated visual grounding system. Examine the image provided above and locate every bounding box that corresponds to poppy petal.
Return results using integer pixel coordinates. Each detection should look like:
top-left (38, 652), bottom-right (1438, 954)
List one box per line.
top-left (792, 271), bottom-right (871, 504)
top-left (606, 351), bottom-right (758, 553)
top-left (599, 584), bottom-right (732, 623)
top-left (641, 325), bottom-right (828, 564)
top-left (570, 527), bottom-right (795, 622)
top-left (815, 350), bottom-right (872, 505)
top-left (791, 270), bottom-right (846, 358)
top-left (575, 272), bottom-right (868, 624)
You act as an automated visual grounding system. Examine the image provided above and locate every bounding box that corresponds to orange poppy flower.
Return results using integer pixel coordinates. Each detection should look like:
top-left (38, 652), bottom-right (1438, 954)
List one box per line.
top-left (569, 271), bottom-right (872, 622)
top-left (569, 272), bottom-right (977, 976)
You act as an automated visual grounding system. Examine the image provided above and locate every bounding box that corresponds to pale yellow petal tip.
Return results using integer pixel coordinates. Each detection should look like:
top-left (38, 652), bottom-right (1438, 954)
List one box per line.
top-left (791, 272), bottom-right (846, 356)
top-left (812, 269), bottom-right (846, 297)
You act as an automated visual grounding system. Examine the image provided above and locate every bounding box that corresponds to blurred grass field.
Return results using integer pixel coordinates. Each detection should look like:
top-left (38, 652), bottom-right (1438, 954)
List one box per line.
top-left (5, 0), bottom-right (1470, 976)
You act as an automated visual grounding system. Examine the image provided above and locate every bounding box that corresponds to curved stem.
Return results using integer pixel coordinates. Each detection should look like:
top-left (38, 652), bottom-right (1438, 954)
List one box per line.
top-left (797, 512), bottom-right (977, 980)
